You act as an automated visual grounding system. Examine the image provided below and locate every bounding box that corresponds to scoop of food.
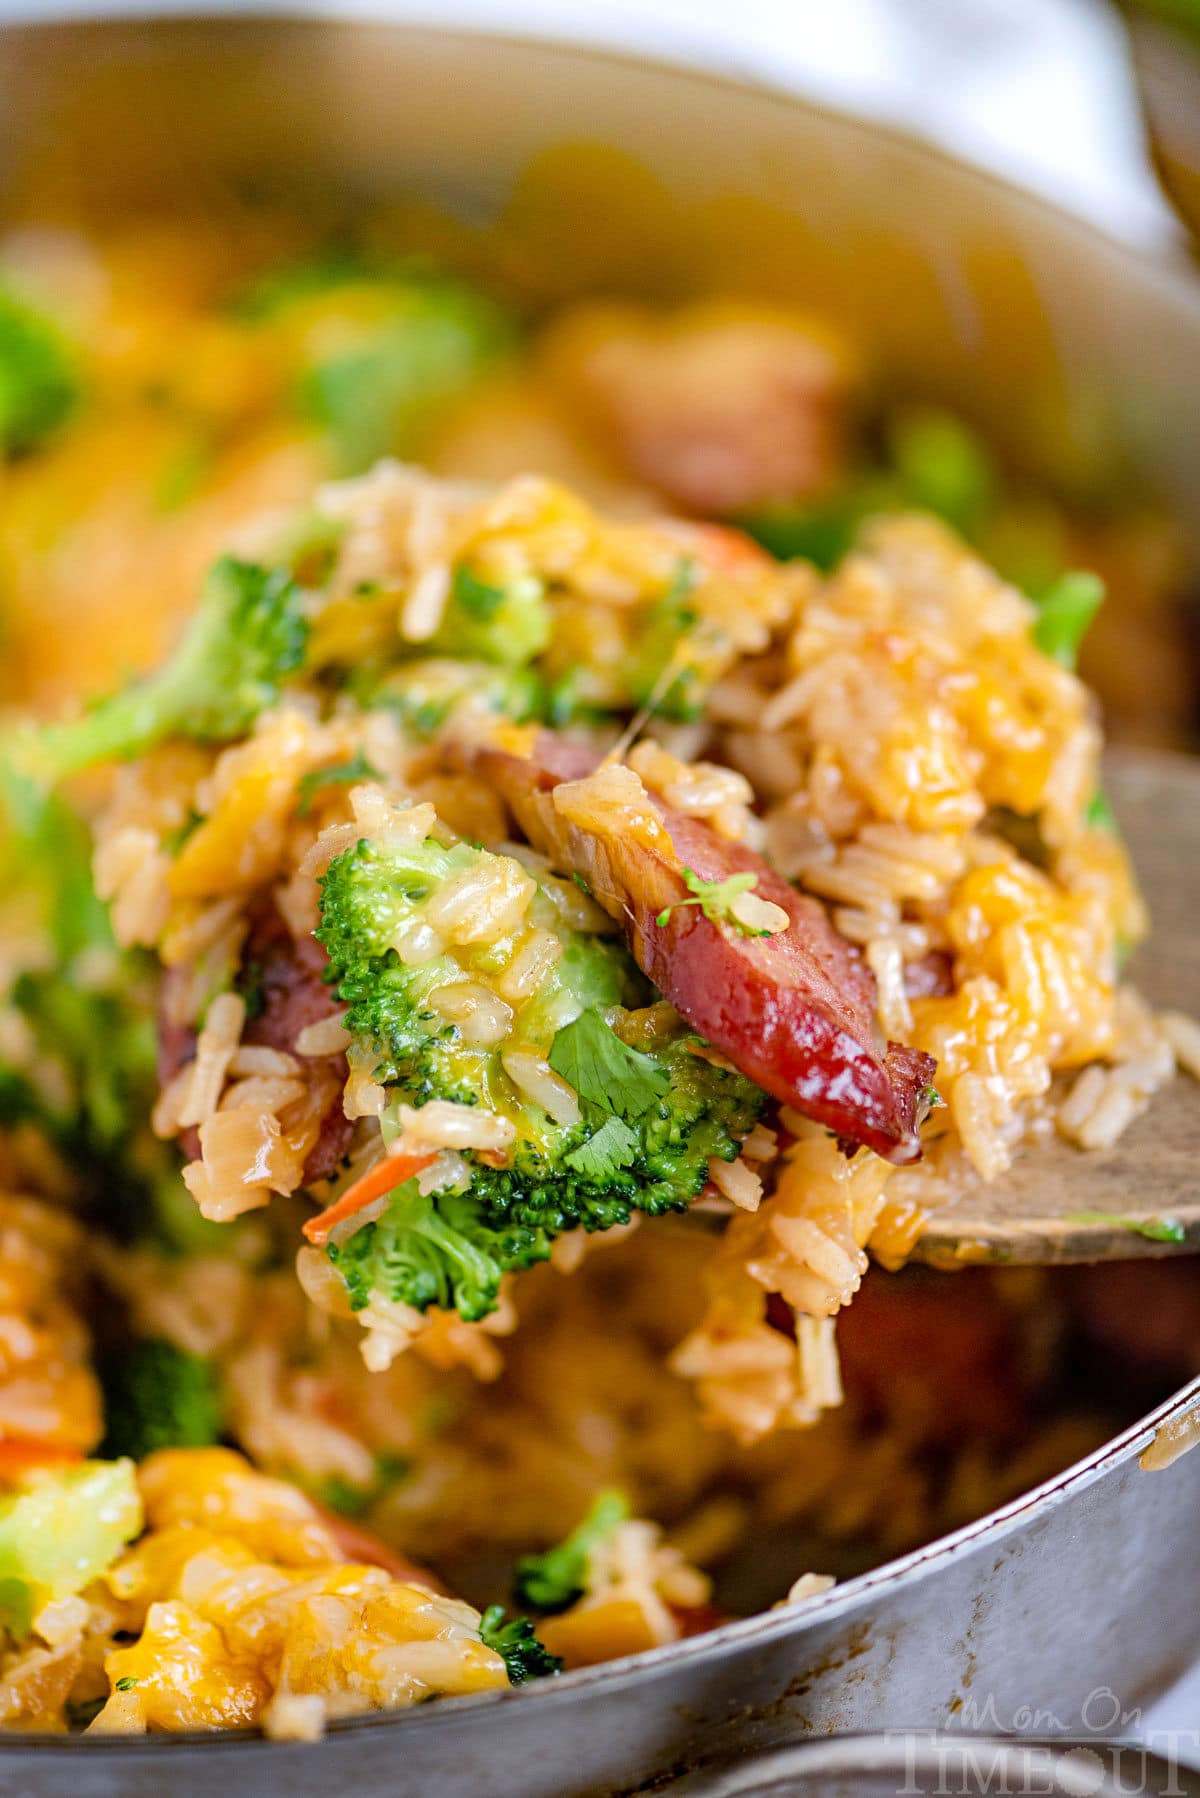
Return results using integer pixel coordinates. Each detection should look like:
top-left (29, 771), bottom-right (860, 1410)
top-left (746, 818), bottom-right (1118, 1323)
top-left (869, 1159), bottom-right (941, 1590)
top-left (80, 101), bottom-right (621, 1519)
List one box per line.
top-left (464, 729), bottom-right (935, 1164)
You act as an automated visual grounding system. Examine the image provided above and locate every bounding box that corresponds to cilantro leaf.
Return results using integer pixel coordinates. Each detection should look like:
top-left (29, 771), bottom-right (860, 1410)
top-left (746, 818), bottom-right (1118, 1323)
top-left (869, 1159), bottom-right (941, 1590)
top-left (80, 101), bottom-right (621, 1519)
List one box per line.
top-left (1085, 787), bottom-right (1118, 834)
top-left (563, 1115), bottom-right (640, 1180)
top-left (656, 867), bottom-right (763, 934)
top-left (297, 749), bottom-right (381, 817)
top-left (1033, 571), bottom-right (1104, 669)
top-left (1067, 1211), bottom-right (1185, 1244)
top-left (548, 1008), bottom-right (669, 1121)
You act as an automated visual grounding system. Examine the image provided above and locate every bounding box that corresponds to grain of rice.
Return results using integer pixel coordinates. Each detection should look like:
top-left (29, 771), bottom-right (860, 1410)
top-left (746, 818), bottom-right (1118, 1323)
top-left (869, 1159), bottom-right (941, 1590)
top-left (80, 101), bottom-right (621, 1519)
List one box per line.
top-left (343, 1058), bottom-right (387, 1120)
top-left (493, 928), bottom-right (562, 1004)
top-left (415, 1150), bottom-right (472, 1196)
top-left (549, 1231), bottom-right (589, 1274)
top-left (1161, 1010), bottom-right (1200, 1081)
top-left (349, 788), bottom-right (438, 843)
top-left (300, 823), bottom-right (360, 877)
top-left (229, 1046), bottom-right (301, 1079)
top-left (275, 870), bottom-right (321, 937)
top-left (294, 1016), bottom-right (352, 1058)
top-left (867, 936), bottom-right (914, 1040)
top-left (740, 1123), bottom-right (779, 1163)
top-left (160, 896), bottom-right (245, 969)
top-left (501, 1050), bottom-right (581, 1127)
top-left (176, 992), bottom-right (246, 1130)
top-left (730, 890), bottom-right (789, 936)
top-left (428, 982), bottom-right (514, 1045)
top-left (794, 1316), bottom-right (843, 1416)
top-left (295, 1245), bottom-right (356, 1321)
top-left (396, 1100), bottom-right (516, 1154)
top-left (769, 1214), bottom-right (861, 1302)
top-left (422, 856), bottom-right (534, 945)
top-left (780, 1573), bottom-right (836, 1606)
top-left (263, 1692), bottom-right (326, 1742)
top-left (706, 1155), bottom-right (763, 1211)
top-left (398, 558), bottom-right (451, 643)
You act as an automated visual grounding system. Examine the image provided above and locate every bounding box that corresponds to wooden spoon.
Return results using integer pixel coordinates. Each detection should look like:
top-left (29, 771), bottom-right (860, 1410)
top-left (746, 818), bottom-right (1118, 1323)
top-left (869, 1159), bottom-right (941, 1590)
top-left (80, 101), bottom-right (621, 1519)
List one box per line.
top-left (914, 746), bottom-right (1200, 1266)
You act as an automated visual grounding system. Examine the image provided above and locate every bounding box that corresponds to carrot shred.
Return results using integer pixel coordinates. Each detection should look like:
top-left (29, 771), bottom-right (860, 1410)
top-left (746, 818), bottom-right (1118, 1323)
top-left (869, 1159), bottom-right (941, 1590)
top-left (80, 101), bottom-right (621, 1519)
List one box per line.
top-left (302, 1149), bottom-right (439, 1246)
top-left (0, 1437), bottom-right (85, 1479)
top-left (687, 522), bottom-right (773, 573)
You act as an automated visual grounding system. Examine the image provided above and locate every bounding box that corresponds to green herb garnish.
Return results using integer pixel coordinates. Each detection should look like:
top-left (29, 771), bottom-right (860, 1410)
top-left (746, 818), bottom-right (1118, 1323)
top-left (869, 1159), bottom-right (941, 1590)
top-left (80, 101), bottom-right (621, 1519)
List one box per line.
top-left (297, 749), bottom-right (381, 817)
top-left (547, 1009), bottom-right (669, 1121)
top-left (1067, 1211), bottom-right (1186, 1243)
top-left (656, 867), bottom-right (766, 934)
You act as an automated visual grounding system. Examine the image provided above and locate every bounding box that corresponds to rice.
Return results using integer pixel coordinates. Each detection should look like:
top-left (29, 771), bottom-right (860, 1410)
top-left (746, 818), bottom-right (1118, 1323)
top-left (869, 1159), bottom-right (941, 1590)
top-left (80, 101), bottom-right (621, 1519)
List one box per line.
top-left (780, 1572), bottom-right (837, 1606)
top-left (500, 1050), bottom-right (581, 1127)
top-left (67, 1450), bottom-right (513, 1737)
top-left (78, 473), bottom-right (1193, 1446)
top-left (0, 1194), bottom-right (102, 1454)
top-left (395, 1100), bottom-right (516, 1155)
top-left (706, 1154), bottom-right (763, 1212)
top-left (294, 1016), bottom-right (352, 1058)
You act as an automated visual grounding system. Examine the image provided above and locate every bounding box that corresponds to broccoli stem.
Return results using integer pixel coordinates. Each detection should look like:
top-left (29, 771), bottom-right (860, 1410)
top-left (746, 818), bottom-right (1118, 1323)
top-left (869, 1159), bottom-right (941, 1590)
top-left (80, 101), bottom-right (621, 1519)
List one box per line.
top-left (25, 557), bottom-right (308, 785)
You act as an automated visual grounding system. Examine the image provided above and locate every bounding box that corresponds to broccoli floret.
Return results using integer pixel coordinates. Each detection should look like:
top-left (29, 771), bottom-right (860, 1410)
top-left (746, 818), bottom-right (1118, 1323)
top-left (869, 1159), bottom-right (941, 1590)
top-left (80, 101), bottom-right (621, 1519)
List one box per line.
top-left (0, 287), bottom-right (78, 458)
top-left (255, 265), bottom-right (515, 473)
top-left (624, 560), bottom-right (706, 721)
top-left (363, 658), bottom-right (548, 738)
top-left (0, 761), bottom-right (112, 964)
top-left (0, 960), bottom-right (180, 1240)
top-left (318, 833), bottom-right (515, 1101)
top-left (316, 831), bottom-right (631, 1102)
top-left (302, 1453), bottom-right (411, 1520)
top-left (514, 1490), bottom-right (629, 1614)
top-left (99, 1339), bottom-right (225, 1461)
top-left (471, 1022), bottom-right (764, 1236)
top-left (478, 1605), bottom-right (563, 1684)
top-left (425, 564), bottom-right (552, 668)
top-left (317, 827), bottom-right (767, 1321)
top-left (327, 1180), bottom-right (550, 1323)
top-left (739, 407), bottom-right (995, 571)
top-left (11, 969), bottom-right (157, 1159)
top-left (25, 556), bottom-right (308, 783)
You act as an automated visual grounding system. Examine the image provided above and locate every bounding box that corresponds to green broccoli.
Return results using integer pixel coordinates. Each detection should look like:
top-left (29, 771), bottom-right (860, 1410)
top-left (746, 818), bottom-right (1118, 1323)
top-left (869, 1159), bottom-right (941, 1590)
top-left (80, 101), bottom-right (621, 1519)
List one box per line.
top-left (302, 1454), bottom-right (411, 1520)
top-left (316, 828), bottom-right (767, 1321)
top-left (244, 263), bottom-right (515, 472)
top-left (624, 560), bottom-right (707, 721)
top-left (738, 406), bottom-right (995, 571)
top-left (362, 657), bottom-right (549, 738)
top-left (424, 564), bottom-right (552, 667)
top-left (10, 968), bottom-right (157, 1160)
top-left (99, 1339), bottom-right (225, 1461)
top-left (478, 1605), bottom-right (563, 1684)
top-left (328, 1181), bottom-right (551, 1323)
top-left (514, 1490), bottom-right (629, 1614)
top-left (470, 1017), bottom-right (763, 1237)
top-left (0, 760), bottom-right (112, 964)
top-left (0, 287), bottom-right (79, 458)
top-left (24, 555), bottom-right (308, 784)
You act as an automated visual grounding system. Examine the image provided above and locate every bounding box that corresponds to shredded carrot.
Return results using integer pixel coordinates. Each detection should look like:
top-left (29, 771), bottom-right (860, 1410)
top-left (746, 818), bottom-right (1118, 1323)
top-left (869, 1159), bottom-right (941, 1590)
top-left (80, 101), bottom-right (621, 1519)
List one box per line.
top-left (302, 1149), bottom-right (439, 1246)
top-left (688, 522), bottom-right (773, 574)
top-left (0, 1437), bottom-right (85, 1479)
